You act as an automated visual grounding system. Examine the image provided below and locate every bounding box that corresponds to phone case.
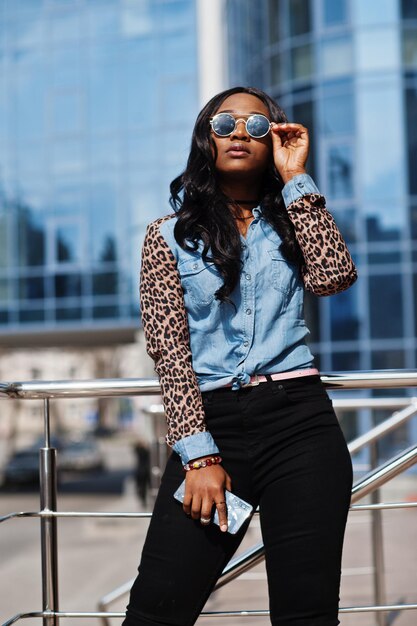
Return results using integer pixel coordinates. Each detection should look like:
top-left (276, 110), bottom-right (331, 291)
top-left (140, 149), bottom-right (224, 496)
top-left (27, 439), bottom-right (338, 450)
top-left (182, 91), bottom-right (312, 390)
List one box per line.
top-left (173, 479), bottom-right (253, 534)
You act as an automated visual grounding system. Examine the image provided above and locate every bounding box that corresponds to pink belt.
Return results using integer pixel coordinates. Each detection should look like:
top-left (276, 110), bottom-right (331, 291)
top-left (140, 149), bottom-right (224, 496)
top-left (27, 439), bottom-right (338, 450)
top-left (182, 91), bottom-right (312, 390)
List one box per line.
top-left (225, 368), bottom-right (320, 388)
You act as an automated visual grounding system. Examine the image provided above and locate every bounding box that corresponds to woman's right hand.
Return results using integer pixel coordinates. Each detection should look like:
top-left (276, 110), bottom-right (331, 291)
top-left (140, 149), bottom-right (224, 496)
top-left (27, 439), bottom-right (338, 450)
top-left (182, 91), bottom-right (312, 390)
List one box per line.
top-left (182, 462), bottom-right (232, 532)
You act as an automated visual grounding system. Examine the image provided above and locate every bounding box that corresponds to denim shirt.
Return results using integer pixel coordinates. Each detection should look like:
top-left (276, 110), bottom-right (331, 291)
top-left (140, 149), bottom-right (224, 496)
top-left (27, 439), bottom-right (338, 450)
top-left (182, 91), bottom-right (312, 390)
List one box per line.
top-left (158, 174), bottom-right (321, 463)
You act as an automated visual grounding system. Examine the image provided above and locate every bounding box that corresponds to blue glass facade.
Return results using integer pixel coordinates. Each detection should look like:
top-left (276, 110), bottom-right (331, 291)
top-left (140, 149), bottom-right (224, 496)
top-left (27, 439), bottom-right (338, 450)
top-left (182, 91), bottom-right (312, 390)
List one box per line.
top-left (0, 0), bottom-right (199, 338)
top-left (227, 0), bottom-right (417, 375)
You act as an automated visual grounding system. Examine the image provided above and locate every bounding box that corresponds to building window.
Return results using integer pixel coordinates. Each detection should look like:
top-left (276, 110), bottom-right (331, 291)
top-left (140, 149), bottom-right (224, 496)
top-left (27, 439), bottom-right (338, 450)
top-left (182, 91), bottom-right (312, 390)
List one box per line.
top-left (18, 308), bottom-right (45, 323)
top-left (366, 206), bottom-right (403, 242)
top-left (354, 0), bottom-right (399, 26)
top-left (358, 83), bottom-right (405, 203)
top-left (0, 212), bottom-right (11, 269)
top-left (403, 27), bottom-right (417, 68)
top-left (88, 62), bottom-right (121, 133)
top-left (93, 305), bottom-right (119, 319)
top-left (371, 350), bottom-right (405, 370)
top-left (17, 208), bottom-right (46, 267)
top-left (92, 271), bottom-right (118, 296)
top-left (367, 249), bottom-right (402, 264)
top-left (49, 88), bottom-right (83, 136)
top-left (54, 273), bottom-right (82, 299)
top-left (90, 183), bottom-right (117, 263)
top-left (0, 279), bottom-right (9, 303)
top-left (293, 99), bottom-right (316, 177)
top-left (326, 144), bottom-right (354, 199)
top-left (271, 51), bottom-right (287, 85)
top-left (405, 85), bottom-right (417, 196)
top-left (55, 223), bottom-right (82, 264)
top-left (332, 352), bottom-right (360, 371)
top-left (401, 0), bottom-right (417, 20)
top-left (322, 0), bottom-right (348, 26)
top-left (321, 36), bottom-right (353, 79)
top-left (330, 286), bottom-right (360, 341)
top-left (321, 81), bottom-right (354, 135)
top-left (56, 306), bottom-right (82, 321)
top-left (289, 0), bottom-right (311, 36)
top-left (290, 43), bottom-right (314, 81)
top-left (268, 0), bottom-right (280, 43)
top-left (356, 27), bottom-right (399, 73)
top-left (410, 205), bottom-right (417, 242)
top-left (412, 273), bottom-right (417, 337)
top-left (19, 276), bottom-right (45, 300)
top-left (304, 291), bottom-right (320, 343)
top-left (369, 273), bottom-right (403, 339)
top-left (331, 208), bottom-right (357, 244)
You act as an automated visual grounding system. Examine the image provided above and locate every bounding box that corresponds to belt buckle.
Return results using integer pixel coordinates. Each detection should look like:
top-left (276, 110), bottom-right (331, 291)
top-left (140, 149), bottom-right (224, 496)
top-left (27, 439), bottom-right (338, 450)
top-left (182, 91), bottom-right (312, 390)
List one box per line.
top-left (242, 374), bottom-right (260, 388)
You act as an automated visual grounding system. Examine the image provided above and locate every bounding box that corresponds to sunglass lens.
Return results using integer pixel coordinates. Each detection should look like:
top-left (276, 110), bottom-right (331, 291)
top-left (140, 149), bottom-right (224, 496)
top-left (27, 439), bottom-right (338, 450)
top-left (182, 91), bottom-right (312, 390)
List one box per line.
top-left (212, 113), bottom-right (235, 136)
top-left (247, 115), bottom-right (270, 138)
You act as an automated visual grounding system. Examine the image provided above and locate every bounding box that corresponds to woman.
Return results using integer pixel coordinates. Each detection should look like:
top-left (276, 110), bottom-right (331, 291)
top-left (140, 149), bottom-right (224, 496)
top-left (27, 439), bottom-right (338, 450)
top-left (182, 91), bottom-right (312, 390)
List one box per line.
top-left (123, 86), bottom-right (357, 626)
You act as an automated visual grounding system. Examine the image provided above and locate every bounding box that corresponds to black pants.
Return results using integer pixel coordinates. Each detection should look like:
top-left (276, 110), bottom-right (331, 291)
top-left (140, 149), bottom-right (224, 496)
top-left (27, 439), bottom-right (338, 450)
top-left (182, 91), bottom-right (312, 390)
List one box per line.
top-left (123, 375), bottom-right (353, 626)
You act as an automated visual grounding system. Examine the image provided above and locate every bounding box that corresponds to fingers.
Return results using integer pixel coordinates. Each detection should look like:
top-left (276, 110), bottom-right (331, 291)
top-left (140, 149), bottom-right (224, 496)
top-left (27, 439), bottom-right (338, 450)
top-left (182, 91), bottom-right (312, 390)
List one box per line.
top-left (190, 494), bottom-right (202, 520)
top-left (272, 123), bottom-right (308, 144)
top-left (215, 500), bottom-right (228, 533)
top-left (272, 122), bottom-right (308, 133)
top-left (181, 465), bottom-right (231, 531)
top-left (183, 490), bottom-right (229, 531)
top-left (183, 491), bottom-right (192, 517)
top-left (200, 500), bottom-right (213, 526)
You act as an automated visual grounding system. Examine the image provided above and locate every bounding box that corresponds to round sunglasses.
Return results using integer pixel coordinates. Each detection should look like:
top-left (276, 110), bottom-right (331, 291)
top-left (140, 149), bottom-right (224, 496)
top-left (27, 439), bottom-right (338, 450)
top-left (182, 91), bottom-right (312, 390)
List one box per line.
top-left (210, 112), bottom-right (273, 139)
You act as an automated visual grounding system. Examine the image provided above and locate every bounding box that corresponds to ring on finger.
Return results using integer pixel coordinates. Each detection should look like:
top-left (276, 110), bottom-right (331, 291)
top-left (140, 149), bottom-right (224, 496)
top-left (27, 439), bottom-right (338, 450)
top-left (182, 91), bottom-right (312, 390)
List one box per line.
top-left (200, 517), bottom-right (211, 525)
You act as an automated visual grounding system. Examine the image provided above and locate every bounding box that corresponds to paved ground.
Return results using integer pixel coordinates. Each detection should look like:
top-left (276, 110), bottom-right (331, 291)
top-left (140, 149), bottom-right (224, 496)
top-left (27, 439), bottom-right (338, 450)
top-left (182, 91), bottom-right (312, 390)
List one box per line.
top-left (0, 471), bottom-right (416, 626)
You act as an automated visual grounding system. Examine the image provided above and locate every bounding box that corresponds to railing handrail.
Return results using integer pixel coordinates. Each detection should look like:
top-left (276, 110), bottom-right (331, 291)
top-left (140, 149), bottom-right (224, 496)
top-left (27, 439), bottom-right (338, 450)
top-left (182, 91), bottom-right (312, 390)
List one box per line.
top-left (2, 501), bottom-right (417, 526)
top-left (2, 370), bottom-right (417, 626)
top-left (0, 378), bottom-right (161, 399)
top-left (347, 401), bottom-right (417, 454)
top-left (7, 601), bottom-right (417, 624)
top-left (3, 369), bottom-right (417, 399)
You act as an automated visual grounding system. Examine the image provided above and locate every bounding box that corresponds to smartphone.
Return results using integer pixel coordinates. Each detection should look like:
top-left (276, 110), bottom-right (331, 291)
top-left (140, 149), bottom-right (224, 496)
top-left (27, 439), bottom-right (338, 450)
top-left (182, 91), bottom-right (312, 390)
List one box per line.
top-left (173, 479), bottom-right (253, 534)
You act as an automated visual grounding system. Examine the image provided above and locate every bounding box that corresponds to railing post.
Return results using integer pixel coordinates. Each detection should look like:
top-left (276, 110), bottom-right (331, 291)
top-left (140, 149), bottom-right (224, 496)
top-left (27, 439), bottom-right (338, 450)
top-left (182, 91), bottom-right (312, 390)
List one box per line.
top-left (370, 440), bottom-right (387, 626)
top-left (145, 407), bottom-right (168, 503)
top-left (40, 398), bottom-right (59, 626)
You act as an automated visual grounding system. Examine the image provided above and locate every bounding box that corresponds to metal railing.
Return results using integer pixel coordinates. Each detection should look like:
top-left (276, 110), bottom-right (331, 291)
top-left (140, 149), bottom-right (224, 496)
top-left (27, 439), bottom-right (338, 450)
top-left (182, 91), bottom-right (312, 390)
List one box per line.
top-left (1, 370), bottom-right (417, 626)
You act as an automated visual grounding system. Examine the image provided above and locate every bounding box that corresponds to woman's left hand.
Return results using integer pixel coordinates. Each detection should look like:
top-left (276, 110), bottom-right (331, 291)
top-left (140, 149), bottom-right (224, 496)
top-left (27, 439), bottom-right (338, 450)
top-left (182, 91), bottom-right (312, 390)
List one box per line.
top-left (270, 122), bottom-right (309, 184)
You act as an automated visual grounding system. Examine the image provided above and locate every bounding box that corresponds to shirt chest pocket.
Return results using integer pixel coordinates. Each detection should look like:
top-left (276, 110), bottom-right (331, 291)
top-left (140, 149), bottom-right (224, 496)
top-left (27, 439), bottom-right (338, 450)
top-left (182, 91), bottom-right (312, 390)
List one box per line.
top-left (179, 258), bottom-right (223, 307)
top-left (267, 249), bottom-right (301, 297)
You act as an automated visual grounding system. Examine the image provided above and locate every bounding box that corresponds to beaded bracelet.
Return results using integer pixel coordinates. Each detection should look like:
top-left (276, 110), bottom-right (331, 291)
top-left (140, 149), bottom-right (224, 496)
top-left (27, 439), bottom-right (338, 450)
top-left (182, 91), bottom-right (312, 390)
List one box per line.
top-left (183, 455), bottom-right (222, 472)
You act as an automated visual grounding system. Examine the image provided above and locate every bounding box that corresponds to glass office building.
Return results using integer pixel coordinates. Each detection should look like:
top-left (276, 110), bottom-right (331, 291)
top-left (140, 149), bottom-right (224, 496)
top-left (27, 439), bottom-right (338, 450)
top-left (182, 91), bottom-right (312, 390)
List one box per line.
top-left (0, 0), bottom-right (199, 345)
top-left (227, 0), bottom-right (417, 377)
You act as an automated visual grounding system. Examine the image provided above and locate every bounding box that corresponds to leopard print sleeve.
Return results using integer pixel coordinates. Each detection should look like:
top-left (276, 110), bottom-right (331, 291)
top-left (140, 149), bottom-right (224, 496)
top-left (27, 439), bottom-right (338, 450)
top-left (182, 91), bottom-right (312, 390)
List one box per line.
top-left (139, 216), bottom-right (207, 447)
top-left (286, 192), bottom-right (358, 296)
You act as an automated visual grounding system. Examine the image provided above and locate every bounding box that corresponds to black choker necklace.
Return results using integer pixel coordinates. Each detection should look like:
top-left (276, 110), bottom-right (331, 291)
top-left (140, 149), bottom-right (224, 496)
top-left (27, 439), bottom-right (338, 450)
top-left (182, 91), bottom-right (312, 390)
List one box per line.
top-left (234, 199), bottom-right (259, 204)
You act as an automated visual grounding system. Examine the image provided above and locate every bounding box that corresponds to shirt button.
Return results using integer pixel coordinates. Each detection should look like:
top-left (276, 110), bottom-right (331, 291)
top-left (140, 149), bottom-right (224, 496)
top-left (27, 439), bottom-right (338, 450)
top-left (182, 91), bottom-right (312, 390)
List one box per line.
top-left (192, 263), bottom-right (198, 270)
top-left (246, 308), bottom-right (252, 315)
top-left (245, 273), bottom-right (251, 280)
top-left (242, 243), bottom-right (247, 249)
top-left (243, 340), bottom-right (249, 347)
top-left (297, 182), bottom-right (304, 188)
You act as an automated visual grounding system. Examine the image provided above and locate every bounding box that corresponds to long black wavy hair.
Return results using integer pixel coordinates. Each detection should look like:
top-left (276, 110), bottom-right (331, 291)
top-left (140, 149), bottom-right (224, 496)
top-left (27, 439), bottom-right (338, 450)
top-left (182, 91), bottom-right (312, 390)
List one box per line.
top-left (169, 86), bottom-right (303, 305)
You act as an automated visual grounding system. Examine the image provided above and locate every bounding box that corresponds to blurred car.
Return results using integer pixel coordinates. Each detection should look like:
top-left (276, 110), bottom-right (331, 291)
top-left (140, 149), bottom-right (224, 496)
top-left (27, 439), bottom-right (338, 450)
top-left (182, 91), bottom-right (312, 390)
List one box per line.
top-left (2, 437), bottom-right (105, 487)
top-left (2, 448), bottom-right (40, 486)
top-left (58, 439), bottom-right (105, 473)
